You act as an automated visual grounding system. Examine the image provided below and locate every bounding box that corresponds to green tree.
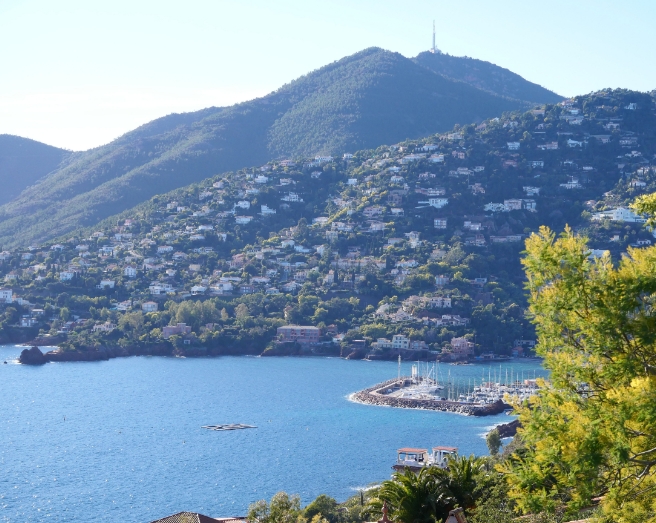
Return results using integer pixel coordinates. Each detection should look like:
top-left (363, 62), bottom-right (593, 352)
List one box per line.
top-left (303, 494), bottom-right (339, 523)
top-left (248, 492), bottom-right (303, 523)
top-left (504, 225), bottom-right (656, 520)
top-left (486, 428), bottom-right (502, 456)
top-left (59, 307), bottom-right (70, 322)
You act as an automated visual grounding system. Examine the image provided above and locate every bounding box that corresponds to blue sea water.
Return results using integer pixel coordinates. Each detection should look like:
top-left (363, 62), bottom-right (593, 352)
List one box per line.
top-left (0, 345), bottom-right (546, 523)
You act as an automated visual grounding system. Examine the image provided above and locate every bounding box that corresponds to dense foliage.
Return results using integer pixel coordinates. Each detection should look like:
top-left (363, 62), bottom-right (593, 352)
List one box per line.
top-left (0, 134), bottom-right (69, 205)
top-left (1, 89), bottom-right (655, 362)
top-left (414, 52), bottom-right (562, 105)
top-left (0, 48), bottom-right (529, 249)
top-left (504, 223), bottom-right (656, 521)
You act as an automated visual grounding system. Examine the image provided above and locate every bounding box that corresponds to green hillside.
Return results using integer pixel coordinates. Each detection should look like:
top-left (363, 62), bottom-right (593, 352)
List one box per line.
top-left (1, 88), bottom-right (654, 359)
top-left (0, 48), bottom-right (528, 249)
top-left (414, 51), bottom-right (563, 104)
top-left (0, 135), bottom-right (70, 205)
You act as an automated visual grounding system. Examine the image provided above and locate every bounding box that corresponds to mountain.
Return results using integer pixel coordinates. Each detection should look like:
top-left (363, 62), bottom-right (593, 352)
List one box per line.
top-left (414, 51), bottom-right (563, 104)
top-left (0, 135), bottom-right (70, 205)
top-left (0, 48), bottom-right (535, 249)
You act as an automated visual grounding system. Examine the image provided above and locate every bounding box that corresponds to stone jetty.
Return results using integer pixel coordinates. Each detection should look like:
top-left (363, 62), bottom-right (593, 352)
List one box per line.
top-left (350, 378), bottom-right (509, 416)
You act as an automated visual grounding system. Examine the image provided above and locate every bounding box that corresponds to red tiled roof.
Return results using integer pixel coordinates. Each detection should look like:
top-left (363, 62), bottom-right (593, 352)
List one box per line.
top-left (397, 448), bottom-right (427, 453)
top-left (149, 512), bottom-right (244, 523)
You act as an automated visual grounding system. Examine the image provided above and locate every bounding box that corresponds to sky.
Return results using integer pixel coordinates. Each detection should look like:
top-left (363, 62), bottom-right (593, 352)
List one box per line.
top-left (1, 0), bottom-right (655, 151)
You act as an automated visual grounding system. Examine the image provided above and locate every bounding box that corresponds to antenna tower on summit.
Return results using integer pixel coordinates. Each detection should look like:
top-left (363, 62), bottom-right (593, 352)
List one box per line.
top-left (430, 20), bottom-right (441, 54)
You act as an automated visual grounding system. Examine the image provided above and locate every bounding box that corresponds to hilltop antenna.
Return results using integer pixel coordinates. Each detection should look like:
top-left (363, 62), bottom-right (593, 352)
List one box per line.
top-left (430, 20), bottom-right (441, 54)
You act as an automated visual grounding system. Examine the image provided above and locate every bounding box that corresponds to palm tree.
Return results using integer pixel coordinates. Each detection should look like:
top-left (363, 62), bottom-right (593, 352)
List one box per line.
top-left (372, 455), bottom-right (488, 522)
top-left (441, 454), bottom-right (487, 511)
top-left (373, 467), bottom-right (450, 523)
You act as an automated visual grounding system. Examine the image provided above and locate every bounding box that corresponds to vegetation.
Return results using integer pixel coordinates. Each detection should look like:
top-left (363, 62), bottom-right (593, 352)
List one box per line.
top-left (502, 224), bottom-right (656, 521)
top-left (1, 88), bottom-right (655, 361)
top-left (0, 134), bottom-right (69, 205)
top-left (414, 52), bottom-right (562, 105)
top-left (0, 48), bottom-right (528, 249)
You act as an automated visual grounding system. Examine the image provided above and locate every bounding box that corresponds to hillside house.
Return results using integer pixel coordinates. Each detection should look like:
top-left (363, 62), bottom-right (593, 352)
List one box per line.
top-left (363, 206), bottom-right (384, 218)
top-left (97, 280), bottom-right (115, 289)
top-left (434, 218), bottom-right (447, 229)
top-left (450, 337), bottom-right (475, 359)
top-left (276, 325), bottom-right (321, 345)
top-left (435, 275), bottom-right (450, 286)
top-left (428, 198), bottom-right (448, 209)
top-left (429, 154), bottom-right (445, 163)
top-left (142, 301), bottom-right (158, 312)
top-left (593, 207), bottom-right (646, 223)
top-left (507, 142), bottom-right (520, 150)
top-left (162, 323), bottom-right (192, 339)
top-left (0, 289), bottom-right (13, 303)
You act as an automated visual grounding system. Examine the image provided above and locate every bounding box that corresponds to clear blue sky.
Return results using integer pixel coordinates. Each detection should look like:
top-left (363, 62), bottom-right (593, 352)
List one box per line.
top-left (1, 0), bottom-right (654, 151)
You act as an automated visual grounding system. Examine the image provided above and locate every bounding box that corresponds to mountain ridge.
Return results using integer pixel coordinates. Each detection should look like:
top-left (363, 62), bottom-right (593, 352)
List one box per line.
top-left (0, 47), bottom-right (560, 248)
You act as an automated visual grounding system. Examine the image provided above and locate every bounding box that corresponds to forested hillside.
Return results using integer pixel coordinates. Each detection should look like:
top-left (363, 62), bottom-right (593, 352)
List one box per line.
top-left (0, 135), bottom-right (70, 205)
top-left (414, 51), bottom-right (563, 104)
top-left (1, 89), bottom-right (654, 361)
top-left (0, 48), bottom-right (530, 249)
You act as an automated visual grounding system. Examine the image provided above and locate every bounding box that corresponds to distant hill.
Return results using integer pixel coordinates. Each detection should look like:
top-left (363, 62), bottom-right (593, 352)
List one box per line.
top-left (414, 51), bottom-right (563, 104)
top-left (0, 47), bottom-right (532, 248)
top-left (0, 135), bottom-right (69, 205)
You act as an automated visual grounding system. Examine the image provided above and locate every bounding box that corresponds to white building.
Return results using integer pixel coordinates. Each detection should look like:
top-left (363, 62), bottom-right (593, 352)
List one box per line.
top-left (124, 266), bottom-right (137, 278)
top-left (235, 216), bottom-right (253, 225)
top-left (97, 280), bottom-right (115, 289)
top-left (435, 275), bottom-right (450, 286)
top-left (261, 205), bottom-right (277, 215)
top-left (60, 271), bottom-right (75, 281)
top-left (507, 142), bottom-right (521, 150)
top-left (428, 198), bottom-right (449, 209)
top-left (0, 288), bottom-right (13, 303)
top-left (142, 301), bottom-right (158, 312)
top-left (592, 207), bottom-right (646, 223)
top-left (236, 201), bottom-right (250, 209)
top-left (434, 218), bottom-right (447, 229)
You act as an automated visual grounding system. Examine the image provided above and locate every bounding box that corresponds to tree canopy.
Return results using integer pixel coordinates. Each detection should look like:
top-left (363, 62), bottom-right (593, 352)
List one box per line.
top-left (505, 222), bottom-right (656, 521)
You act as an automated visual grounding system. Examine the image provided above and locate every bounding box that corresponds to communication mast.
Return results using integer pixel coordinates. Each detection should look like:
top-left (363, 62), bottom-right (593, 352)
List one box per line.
top-left (430, 20), bottom-right (441, 54)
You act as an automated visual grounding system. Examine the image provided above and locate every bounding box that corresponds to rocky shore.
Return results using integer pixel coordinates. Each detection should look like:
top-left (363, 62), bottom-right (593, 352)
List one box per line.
top-left (18, 344), bottom-right (173, 364)
top-left (350, 378), bottom-right (510, 416)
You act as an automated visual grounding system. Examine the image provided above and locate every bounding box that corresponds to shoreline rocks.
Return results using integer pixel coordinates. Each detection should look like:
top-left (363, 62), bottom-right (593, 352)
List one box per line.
top-left (496, 418), bottom-right (521, 438)
top-left (350, 377), bottom-right (510, 417)
top-left (19, 346), bottom-right (47, 365)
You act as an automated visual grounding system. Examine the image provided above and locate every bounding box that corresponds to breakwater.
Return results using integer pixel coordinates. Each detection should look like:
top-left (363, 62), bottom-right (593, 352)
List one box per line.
top-left (350, 377), bottom-right (510, 416)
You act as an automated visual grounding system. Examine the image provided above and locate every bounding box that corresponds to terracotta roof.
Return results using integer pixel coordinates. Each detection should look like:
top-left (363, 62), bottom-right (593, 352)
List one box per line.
top-left (149, 512), bottom-right (242, 523)
top-left (397, 448), bottom-right (427, 453)
top-left (433, 446), bottom-right (458, 452)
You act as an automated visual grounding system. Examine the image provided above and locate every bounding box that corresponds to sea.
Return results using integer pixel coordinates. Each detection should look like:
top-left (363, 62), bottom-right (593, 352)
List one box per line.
top-left (0, 344), bottom-right (547, 523)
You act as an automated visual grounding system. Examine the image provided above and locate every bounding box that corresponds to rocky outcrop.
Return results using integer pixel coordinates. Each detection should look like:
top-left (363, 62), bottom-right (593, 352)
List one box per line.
top-left (351, 378), bottom-right (510, 416)
top-left (29, 335), bottom-right (66, 346)
top-left (496, 418), bottom-right (521, 438)
top-left (41, 343), bottom-right (172, 362)
top-left (19, 346), bottom-right (46, 365)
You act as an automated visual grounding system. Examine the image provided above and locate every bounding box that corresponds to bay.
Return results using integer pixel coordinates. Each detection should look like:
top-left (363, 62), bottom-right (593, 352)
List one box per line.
top-left (0, 345), bottom-right (546, 523)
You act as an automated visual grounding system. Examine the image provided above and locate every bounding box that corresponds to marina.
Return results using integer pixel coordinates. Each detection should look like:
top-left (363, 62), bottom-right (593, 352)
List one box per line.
top-left (351, 360), bottom-right (543, 416)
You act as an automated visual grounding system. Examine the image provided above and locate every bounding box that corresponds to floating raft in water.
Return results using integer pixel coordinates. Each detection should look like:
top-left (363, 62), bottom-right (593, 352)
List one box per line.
top-left (202, 424), bottom-right (257, 431)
